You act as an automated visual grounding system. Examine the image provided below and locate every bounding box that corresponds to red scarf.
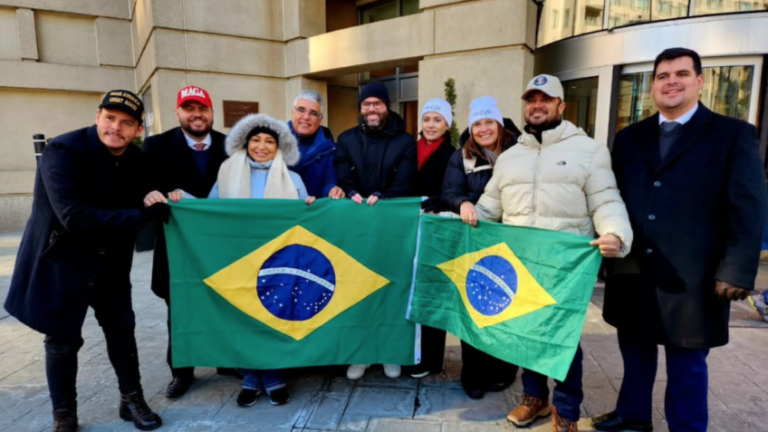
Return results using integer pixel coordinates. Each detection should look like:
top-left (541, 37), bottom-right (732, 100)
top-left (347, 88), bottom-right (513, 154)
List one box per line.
top-left (417, 136), bottom-right (444, 170)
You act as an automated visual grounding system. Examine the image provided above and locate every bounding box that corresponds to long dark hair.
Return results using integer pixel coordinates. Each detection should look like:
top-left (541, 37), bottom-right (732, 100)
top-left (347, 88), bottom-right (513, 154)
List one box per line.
top-left (462, 120), bottom-right (514, 161)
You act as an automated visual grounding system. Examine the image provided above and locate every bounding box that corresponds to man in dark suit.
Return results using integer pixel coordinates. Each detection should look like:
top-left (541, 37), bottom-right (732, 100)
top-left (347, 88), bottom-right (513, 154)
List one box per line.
top-left (4, 90), bottom-right (166, 432)
top-left (595, 48), bottom-right (768, 432)
top-left (143, 86), bottom-right (229, 398)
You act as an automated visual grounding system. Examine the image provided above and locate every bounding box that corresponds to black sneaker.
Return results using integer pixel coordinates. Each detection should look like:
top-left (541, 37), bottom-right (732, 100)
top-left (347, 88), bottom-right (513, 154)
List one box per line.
top-left (236, 388), bottom-right (262, 407)
top-left (268, 387), bottom-right (290, 406)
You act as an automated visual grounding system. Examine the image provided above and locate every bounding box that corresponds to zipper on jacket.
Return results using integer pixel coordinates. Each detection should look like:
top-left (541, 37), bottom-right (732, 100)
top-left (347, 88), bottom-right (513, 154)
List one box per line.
top-left (532, 146), bottom-right (542, 225)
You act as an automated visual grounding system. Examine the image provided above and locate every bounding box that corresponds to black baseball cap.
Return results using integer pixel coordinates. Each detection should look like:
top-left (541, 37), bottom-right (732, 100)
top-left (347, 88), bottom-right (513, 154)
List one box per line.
top-left (99, 89), bottom-right (145, 124)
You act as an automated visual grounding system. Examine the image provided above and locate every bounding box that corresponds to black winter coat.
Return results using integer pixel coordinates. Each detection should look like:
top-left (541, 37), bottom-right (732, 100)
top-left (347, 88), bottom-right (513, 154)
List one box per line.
top-left (335, 112), bottom-right (417, 198)
top-left (442, 119), bottom-right (519, 213)
top-left (143, 127), bottom-right (227, 299)
top-left (604, 104), bottom-right (768, 348)
top-left (4, 126), bottom-right (147, 338)
top-left (416, 132), bottom-right (455, 212)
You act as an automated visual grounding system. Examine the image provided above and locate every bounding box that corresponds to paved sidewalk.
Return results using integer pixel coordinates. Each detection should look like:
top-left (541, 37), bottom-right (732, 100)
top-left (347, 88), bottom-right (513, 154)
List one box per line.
top-left (1, 232), bottom-right (767, 432)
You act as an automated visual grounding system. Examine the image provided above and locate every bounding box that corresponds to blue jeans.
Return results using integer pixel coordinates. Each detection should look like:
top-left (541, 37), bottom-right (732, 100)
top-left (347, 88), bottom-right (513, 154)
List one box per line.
top-left (521, 345), bottom-right (583, 422)
top-left (240, 369), bottom-right (285, 393)
top-left (616, 331), bottom-right (709, 432)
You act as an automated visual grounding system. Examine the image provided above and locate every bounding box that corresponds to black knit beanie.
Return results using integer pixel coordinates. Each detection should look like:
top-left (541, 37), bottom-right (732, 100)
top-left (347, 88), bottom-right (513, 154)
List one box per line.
top-left (358, 82), bottom-right (390, 109)
top-left (245, 126), bottom-right (280, 147)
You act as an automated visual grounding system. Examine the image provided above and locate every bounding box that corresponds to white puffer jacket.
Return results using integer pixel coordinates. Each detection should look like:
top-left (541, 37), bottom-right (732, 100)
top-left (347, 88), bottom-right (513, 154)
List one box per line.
top-left (476, 120), bottom-right (633, 257)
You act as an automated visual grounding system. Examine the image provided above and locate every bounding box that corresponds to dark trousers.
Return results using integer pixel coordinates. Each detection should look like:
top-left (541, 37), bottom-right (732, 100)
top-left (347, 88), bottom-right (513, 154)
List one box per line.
top-left (616, 331), bottom-right (709, 432)
top-left (165, 299), bottom-right (194, 379)
top-left (521, 345), bottom-right (583, 422)
top-left (419, 325), bottom-right (447, 373)
top-left (45, 282), bottom-right (142, 411)
top-left (460, 340), bottom-right (519, 390)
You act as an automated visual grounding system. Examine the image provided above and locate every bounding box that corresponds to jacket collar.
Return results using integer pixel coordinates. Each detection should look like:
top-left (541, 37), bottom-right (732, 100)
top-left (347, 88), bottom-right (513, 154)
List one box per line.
top-left (289, 122), bottom-right (336, 171)
top-left (639, 102), bottom-right (711, 172)
top-left (519, 120), bottom-right (584, 148)
top-left (657, 102), bottom-right (711, 171)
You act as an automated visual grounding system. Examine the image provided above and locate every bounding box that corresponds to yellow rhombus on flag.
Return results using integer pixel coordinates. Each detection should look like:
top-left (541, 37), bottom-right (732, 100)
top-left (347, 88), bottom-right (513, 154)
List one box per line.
top-left (204, 225), bottom-right (390, 340)
top-left (437, 242), bottom-right (557, 328)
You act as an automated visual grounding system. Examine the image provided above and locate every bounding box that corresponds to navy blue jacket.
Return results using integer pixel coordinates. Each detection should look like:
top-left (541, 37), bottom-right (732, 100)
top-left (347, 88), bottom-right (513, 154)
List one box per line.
top-left (288, 122), bottom-right (338, 198)
top-left (143, 127), bottom-right (228, 300)
top-left (335, 112), bottom-right (417, 198)
top-left (4, 126), bottom-right (147, 337)
top-left (604, 104), bottom-right (768, 348)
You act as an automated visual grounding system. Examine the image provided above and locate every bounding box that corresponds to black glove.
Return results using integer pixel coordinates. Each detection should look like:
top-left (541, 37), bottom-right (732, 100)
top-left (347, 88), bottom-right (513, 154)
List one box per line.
top-left (421, 197), bottom-right (444, 213)
top-left (141, 203), bottom-right (171, 224)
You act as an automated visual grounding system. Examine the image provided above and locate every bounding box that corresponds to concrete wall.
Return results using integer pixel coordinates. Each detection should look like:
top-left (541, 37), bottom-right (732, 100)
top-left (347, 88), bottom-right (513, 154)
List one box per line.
top-left (419, 47), bottom-right (535, 131)
top-left (0, 0), bottom-right (538, 231)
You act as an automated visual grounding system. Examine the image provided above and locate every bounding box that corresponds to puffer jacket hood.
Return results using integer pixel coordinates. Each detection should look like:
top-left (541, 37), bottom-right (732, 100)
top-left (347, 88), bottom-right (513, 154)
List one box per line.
top-left (476, 120), bottom-right (633, 257)
top-left (225, 114), bottom-right (300, 166)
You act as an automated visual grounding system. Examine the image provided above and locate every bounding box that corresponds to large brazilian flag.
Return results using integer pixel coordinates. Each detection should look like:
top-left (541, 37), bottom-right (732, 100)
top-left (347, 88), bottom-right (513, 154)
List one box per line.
top-left (165, 198), bottom-right (421, 369)
top-left (408, 215), bottom-right (602, 381)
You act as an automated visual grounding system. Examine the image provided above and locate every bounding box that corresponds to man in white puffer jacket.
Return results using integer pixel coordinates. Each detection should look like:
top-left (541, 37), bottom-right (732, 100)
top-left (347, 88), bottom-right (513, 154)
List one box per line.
top-left (473, 75), bottom-right (633, 432)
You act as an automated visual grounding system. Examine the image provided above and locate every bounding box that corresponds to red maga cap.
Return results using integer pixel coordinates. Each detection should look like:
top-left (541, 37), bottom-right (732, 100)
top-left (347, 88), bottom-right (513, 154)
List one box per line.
top-left (177, 86), bottom-right (212, 108)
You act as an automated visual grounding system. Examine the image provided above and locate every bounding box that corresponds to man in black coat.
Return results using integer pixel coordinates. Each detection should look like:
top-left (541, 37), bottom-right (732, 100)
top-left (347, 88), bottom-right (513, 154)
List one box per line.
top-left (336, 81), bottom-right (417, 207)
top-left (335, 81), bottom-right (417, 381)
top-left (143, 86), bottom-right (229, 398)
top-left (3, 90), bottom-right (166, 431)
top-left (595, 48), bottom-right (768, 432)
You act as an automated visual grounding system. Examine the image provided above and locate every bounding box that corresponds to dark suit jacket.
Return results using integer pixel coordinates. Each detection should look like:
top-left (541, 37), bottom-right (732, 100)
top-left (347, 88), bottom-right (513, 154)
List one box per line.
top-left (4, 126), bottom-right (146, 337)
top-left (604, 103), bottom-right (768, 348)
top-left (143, 127), bottom-right (228, 299)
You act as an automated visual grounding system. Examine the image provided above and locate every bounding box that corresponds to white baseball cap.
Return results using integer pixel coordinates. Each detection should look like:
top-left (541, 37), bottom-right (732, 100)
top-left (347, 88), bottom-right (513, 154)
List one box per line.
top-left (521, 74), bottom-right (564, 100)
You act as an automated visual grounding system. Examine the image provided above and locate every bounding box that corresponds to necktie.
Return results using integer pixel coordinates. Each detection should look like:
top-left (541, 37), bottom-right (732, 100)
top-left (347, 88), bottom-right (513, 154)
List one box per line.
top-left (660, 121), bottom-right (681, 133)
top-left (193, 143), bottom-right (207, 151)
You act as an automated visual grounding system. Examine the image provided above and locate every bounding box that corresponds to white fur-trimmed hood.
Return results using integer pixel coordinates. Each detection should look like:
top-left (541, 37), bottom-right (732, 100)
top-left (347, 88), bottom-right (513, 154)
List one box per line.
top-left (225, 114), bottom-right (300, 166)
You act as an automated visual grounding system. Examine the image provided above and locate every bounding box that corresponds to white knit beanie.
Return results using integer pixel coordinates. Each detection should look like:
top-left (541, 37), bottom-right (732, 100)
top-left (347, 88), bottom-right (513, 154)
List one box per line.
top-left (468, 96), bottom-right (503, 127)
top-left (421, 98), bottom-right (453, 127)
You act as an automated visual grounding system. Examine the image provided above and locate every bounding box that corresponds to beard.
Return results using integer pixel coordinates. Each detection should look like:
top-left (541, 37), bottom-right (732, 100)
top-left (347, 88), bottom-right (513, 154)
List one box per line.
top-left (363, 110), bottom-right (389, 130)
top-left (181, 117), bottom-right (212, 138)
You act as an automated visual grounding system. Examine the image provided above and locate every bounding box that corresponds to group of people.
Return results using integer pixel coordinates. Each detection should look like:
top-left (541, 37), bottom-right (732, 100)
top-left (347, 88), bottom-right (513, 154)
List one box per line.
top-left (4, 47), bottom-right (767, 432)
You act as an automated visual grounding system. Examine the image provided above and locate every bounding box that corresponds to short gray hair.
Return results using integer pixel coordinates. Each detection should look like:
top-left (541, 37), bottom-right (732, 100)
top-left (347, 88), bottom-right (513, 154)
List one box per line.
top-left (293, 90), bottom-right (324, 113)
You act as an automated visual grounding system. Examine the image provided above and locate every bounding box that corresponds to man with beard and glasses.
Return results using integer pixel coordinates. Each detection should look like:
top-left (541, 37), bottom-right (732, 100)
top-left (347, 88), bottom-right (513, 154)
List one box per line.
top-left (593, 48), bottom-right (767, 432)
top-left (4, 90), bottom-right (167, 431)
top-left (143, 86), bottom-right (231, 399)
top-left (335, 81), bottom-right (417, 381)
top-left (466, 75), bottom-right (633, 432)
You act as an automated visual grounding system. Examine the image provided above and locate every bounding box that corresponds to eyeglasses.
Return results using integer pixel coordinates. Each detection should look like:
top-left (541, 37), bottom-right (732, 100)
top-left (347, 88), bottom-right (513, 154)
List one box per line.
top-left (293, 106), bottom-right (321, 119)
top-left (361, 101), bottom-right (385, 110)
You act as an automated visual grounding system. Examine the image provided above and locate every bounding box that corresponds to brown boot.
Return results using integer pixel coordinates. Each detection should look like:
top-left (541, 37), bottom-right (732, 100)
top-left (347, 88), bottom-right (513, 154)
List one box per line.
top-left (52, 408), bottom-right (78, 432)
top-left (507, 393), bottom-right (551, 427)
top-left (552, 407), bottom-right (578, 432)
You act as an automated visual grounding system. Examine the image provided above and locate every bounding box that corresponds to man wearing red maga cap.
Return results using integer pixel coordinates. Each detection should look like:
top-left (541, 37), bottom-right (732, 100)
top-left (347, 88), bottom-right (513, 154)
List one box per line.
top-left (143, 86), bottom-right (232, 398)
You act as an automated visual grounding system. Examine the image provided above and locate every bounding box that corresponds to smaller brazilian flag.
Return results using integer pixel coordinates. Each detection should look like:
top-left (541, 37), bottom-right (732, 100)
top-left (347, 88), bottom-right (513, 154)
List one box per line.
top-left (408, 215), bottom-right (602, 381)
top-left (165, 198), bottom-right (421, 369)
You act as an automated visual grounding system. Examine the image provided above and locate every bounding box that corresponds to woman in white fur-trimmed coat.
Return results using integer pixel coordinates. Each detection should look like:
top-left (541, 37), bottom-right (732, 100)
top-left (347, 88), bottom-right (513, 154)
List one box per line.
top-left (173, 114), bottom-right (315, 407)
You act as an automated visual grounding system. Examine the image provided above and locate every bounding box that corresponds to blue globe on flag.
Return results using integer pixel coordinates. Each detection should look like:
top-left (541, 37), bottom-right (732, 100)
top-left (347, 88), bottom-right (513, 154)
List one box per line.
top-left (257, 244), bottom-right (336, 321)
top-left (465, 255), bottom-right (518, 316)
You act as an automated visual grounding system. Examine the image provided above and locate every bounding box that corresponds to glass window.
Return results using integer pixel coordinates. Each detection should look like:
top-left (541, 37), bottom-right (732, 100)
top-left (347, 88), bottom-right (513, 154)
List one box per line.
top-left (575, 0), bottom-right (605, 36)
top-left (360, 1), bottom-right (397, 24)
top-left (538, 0), bottom-right (577, 46)
top-left (655, 0), bottom-right (689, 20)
top-left (563, 77), bottom-right (600, 138)
top-left (608, 0), bottom-right (651, 27)
top-left (360, 0), bottom-right (420, 24)
top-left (695, 0), bottom-right (767, 15)
top-left (401, 0), bottom-right (421, 16)
top-left (615, 66), bottom-right (754, 132)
